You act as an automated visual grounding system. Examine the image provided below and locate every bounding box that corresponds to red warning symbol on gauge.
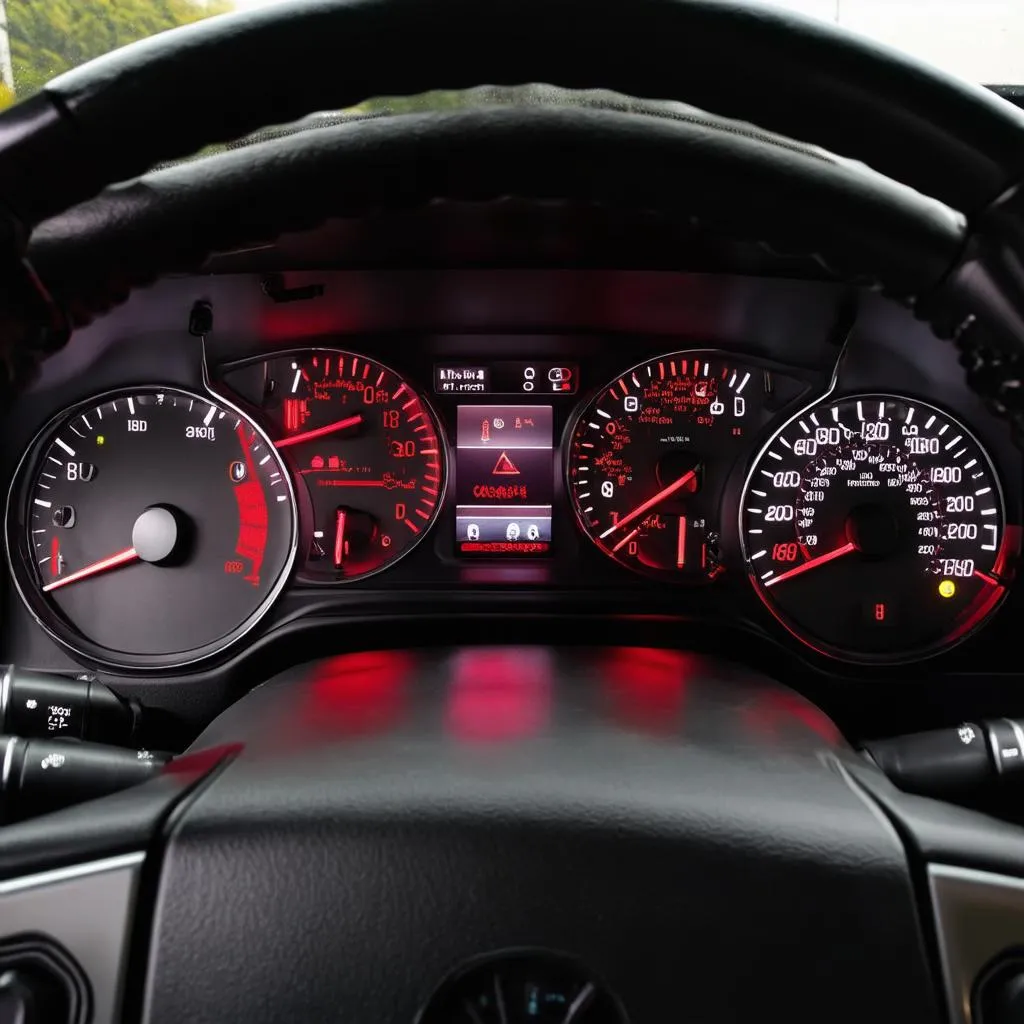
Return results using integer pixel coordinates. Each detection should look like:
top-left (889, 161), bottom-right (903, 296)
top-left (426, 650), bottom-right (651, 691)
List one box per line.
top-left (492, 451), bottom-right (521, 476)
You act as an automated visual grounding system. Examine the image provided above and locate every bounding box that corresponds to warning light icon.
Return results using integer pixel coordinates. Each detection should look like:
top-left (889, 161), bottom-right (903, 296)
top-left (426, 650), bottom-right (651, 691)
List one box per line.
top-left (492, 451), bottom-right (521, 476)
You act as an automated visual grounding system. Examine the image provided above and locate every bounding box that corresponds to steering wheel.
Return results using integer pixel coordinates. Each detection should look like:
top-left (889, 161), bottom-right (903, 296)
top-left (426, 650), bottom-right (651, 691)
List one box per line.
top-left (2, 2), bottom-right (1024, 1022)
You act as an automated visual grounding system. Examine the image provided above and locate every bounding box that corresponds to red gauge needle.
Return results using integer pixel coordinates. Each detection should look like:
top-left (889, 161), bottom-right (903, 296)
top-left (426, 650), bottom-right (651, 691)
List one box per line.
top-left (763, 541), bottom-right (857, 588)
top-left (275, 413), bottom-right (363, 449)
top-left (42, 546), bottom-right (139, 592)
top-left (334, 509), bottom-right (347, 567)
top-left (599, 469), bottom-right (698, 541)
top-left (612, 527), bottom-right (640, 553)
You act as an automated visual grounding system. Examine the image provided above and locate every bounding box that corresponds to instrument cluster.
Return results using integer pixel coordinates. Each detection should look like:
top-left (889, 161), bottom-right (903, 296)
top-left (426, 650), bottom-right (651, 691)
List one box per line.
top-left (4, 340), bottom-right (1020, 672)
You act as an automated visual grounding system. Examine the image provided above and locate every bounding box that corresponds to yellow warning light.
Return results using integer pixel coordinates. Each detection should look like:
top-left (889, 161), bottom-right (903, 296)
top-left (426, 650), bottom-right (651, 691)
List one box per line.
top-left (938, 579), bottom-right (956, 599)
top-left (96, 435), bottom-right (105, 446)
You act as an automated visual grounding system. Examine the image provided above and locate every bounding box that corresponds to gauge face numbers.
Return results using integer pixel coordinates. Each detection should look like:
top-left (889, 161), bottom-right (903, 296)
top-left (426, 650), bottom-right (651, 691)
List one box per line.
top-left (10, 388), bottom-right (296, 666)
top-left (260, 351), bottom-right (445, 581)
top-left (567, 354), bottom-right (760, 579)
top-left (740, 395), bottom-right (1012, 661)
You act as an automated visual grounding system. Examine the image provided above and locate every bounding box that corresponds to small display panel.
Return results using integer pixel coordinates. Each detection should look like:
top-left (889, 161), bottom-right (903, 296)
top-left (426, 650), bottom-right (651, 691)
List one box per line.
top-left (436, 363), bottom-right (578, 396)
top-left (456, 405), bottom-right (554, 555)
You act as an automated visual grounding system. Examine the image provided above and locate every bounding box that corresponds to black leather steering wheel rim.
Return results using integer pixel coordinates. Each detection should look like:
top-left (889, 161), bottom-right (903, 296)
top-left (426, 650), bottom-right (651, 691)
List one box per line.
top-left (4, 0), bottom-right (1024, 229)
top-left (26, 106), bottom-right (965, 326)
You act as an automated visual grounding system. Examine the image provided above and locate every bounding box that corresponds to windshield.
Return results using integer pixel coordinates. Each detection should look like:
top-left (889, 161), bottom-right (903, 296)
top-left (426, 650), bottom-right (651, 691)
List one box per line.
top-left (2, 0), bottom-right (1021, 112)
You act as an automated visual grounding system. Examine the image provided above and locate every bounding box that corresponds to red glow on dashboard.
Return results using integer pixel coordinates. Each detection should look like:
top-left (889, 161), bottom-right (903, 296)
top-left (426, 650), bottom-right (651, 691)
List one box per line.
top-left (742, 690), bottom-right (840, 745)
top-left (260, 303), bottom-right (361, 342)
top-left (446, 649), bottom-right (551, 743)
top-left (304, 651), bottom-right (411, 735)
top-left (601, 647), bottom-right (691, 733)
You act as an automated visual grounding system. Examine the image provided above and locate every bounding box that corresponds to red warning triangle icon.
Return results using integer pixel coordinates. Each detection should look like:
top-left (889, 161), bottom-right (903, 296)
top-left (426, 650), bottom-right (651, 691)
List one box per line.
top-left (492, 451), bottom-right (521, 476)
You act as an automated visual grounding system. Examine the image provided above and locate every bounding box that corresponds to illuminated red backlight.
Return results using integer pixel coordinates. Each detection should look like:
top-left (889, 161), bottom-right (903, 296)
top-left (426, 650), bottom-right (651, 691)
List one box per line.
top-left (601, 647), bottom-right (692, 734)
top-left (260, 303), bottom-right (361, 343)
top-left (302, 651), bottom-right (412, 736)
top-left (446, 649), bottom-right (551, 743)
top-left (231, 425), bottom-right (268, 586)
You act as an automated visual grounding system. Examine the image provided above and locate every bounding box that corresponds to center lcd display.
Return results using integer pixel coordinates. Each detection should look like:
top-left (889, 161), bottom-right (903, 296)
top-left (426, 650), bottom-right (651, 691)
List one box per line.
top-left (455, 405), bottom-right (554, 555)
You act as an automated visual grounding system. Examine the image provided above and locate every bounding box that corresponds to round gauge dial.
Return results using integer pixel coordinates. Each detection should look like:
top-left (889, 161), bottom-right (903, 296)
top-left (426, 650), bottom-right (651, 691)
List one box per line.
top-left (567, 353), bottom-right (761, 579)
top-left (253, 351), bottom-right (446, 581)
top-left (739, 394), bottom-right (1015, 661)
top-left (7, 387), bottom-right (297, 668)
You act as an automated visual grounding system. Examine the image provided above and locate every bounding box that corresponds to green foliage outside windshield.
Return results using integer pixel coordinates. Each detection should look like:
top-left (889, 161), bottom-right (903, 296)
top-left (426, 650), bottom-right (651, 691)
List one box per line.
top-left (6, 0), bottom-right (230, 104)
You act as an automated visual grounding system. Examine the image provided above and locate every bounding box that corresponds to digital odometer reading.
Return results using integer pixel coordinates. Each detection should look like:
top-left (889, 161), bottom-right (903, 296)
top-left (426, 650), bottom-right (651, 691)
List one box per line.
top-left (739, 394), bottom-right (1013, 661)
top-left (8, 388), bottom-right (297, 668)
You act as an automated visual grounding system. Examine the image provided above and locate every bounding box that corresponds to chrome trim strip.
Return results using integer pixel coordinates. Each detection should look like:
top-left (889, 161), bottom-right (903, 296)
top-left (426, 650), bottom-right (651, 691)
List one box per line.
top-left (1, 735), bottom-right (16, 793)
top-left (0, 850), bottom-right (144, 895)
top-left (988, 724), bottom-right (1006, 774)
top-left (1006, 719), bottom-right (1024, 767)
top-left (0, 663), bottom-right (11, 726)
top-left (929, 863), bottom-right (1024, 1024)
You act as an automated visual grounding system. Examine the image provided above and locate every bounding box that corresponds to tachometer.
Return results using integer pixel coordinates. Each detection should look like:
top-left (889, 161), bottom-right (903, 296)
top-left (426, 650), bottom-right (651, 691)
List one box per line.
top-left (6, 387), bottom-right (297, 669)
top-left (739, 394), bottom-right (1015, 661)
top-left (567, 352), bottom-right (764, 579)
top-left (234, 350), bottom-right (446, 582)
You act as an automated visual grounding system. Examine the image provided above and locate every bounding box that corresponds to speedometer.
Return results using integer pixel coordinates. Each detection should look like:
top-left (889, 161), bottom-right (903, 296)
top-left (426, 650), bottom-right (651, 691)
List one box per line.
top-left (739, 394), bottom-right (1014, 662)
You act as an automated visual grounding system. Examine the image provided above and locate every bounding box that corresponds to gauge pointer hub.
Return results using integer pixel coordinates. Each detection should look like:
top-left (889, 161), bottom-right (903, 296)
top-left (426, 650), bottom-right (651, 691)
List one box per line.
top-left (132, 505), bottom-right (187, 564)
top-left (42, 504), bottom-right (188, 593)
top-left (844, 503), bottom-right (900, 559)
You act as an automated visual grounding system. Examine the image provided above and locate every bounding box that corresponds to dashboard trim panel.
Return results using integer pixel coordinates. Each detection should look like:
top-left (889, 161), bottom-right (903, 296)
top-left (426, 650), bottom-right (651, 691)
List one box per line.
top-left (0, 851), bottom-right (144, 1024)
top-left (930, 863), bottom-right (1024, 1024)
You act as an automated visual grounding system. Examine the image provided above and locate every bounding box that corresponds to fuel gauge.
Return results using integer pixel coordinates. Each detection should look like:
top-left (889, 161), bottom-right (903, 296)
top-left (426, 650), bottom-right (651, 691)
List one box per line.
top-left (623, 513), bottom-right (724, 578)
